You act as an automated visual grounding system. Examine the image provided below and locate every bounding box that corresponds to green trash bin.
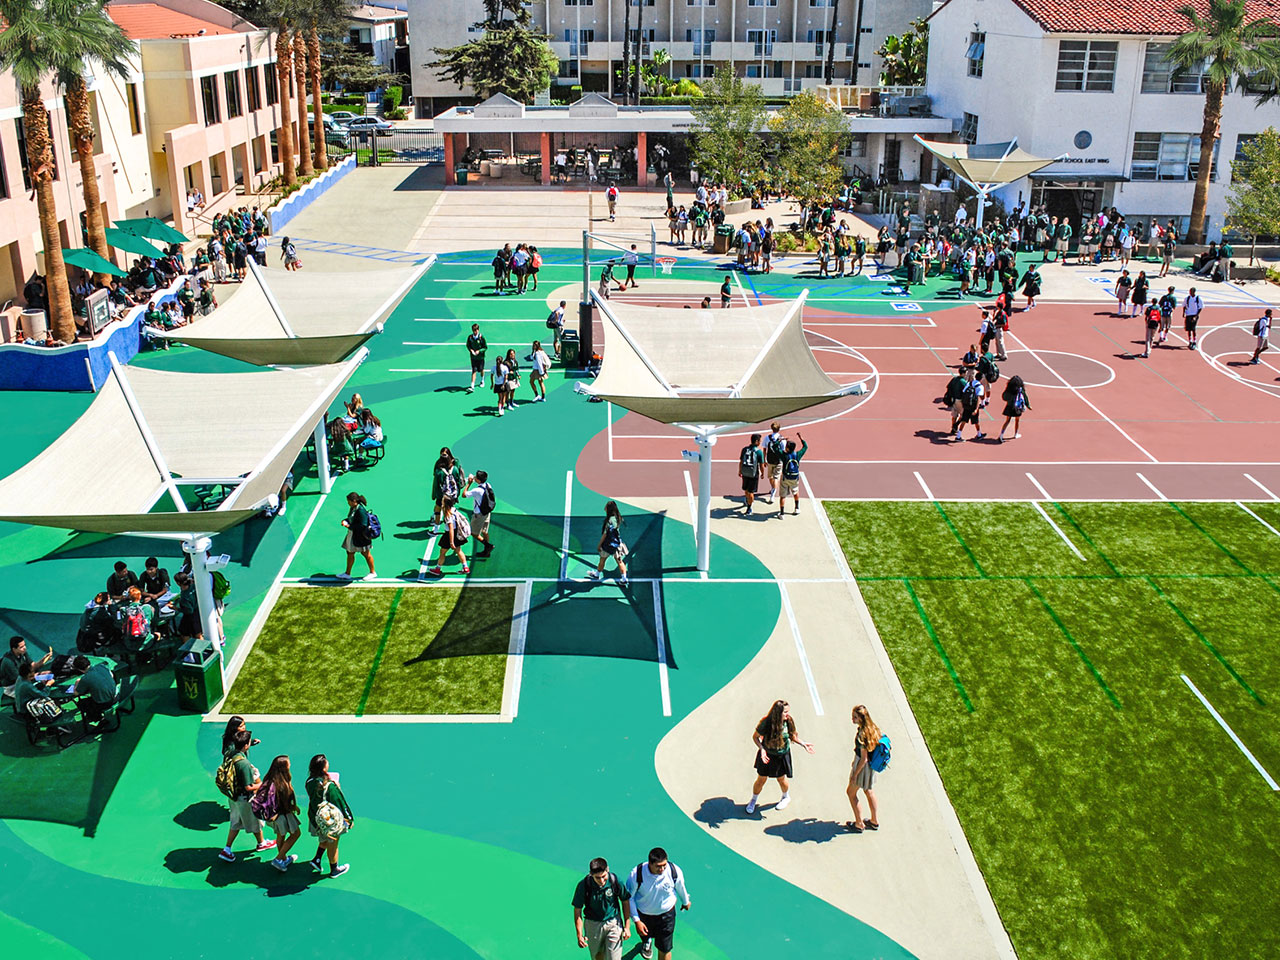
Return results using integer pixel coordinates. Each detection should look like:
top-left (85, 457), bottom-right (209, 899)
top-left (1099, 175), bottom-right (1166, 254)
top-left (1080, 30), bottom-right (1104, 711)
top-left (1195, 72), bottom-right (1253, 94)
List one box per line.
top-left (560, 330), bottom-right (580, 367)
top-left (455, 167), bottom-right (469, 185)
top-left (713, 223), bottom-right (734, 255)
top-left (175, 638), bottom-right (224, 712)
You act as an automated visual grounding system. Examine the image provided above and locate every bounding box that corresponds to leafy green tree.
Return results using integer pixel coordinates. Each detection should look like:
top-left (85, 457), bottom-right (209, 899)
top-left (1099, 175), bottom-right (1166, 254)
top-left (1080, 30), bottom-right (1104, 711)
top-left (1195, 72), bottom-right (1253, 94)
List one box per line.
top-left (432, 0), bottom-right (558, 103)
top-left (0, 0), bottom-right (79, 339)
top-left (320, 40), bottom-right (399, 91)
top-left (1169, 0), bottom-right (1280, 243)
top-left (768, 91), bottom-right (850, 206)
top-left (876, 17), bottom-right (928, 86)
top-left (1225, 127), bottom-right (1280, 262)
top-left (690, 73), bottom-right (766, 189)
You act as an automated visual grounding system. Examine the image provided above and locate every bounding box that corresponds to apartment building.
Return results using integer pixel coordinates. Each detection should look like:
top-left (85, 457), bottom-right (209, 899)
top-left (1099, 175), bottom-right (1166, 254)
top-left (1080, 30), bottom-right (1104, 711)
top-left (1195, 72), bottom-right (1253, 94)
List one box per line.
top-left (409, 0), bottom-right (932, 115)
top-left (925, 0), bottom-right (1280, 236)
top-left (348, 2), bottom-right (411, 74)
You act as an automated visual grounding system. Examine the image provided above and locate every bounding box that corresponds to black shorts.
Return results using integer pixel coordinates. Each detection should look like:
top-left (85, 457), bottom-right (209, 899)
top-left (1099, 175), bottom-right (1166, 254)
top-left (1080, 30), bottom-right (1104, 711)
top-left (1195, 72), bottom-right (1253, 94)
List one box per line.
top-left (1185, 315), bottom-right (1199, 332)
top-left (470, 354), bottom-right (486, 373)
top-left (741, 475), bottom-right (759, 494)
top-left (639, 909), bottom-right (676, 953)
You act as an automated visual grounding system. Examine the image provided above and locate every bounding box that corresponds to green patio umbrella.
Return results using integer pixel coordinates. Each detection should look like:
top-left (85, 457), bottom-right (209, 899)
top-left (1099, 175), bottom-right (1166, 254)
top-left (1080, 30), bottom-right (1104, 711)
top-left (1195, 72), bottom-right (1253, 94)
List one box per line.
top-left (61, 248), bottom-right (127, 277)
top-left (113, 217), bottom-right (188, 244)
top-left (104, 226), bottom-right (165, 258)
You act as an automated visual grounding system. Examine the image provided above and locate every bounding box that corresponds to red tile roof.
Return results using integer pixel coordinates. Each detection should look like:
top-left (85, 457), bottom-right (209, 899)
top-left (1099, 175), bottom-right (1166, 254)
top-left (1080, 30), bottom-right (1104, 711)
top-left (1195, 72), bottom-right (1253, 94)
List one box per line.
top-left (107, 3), bottom-right (239, 40)
top-left (1006, 0), bottom-right (1280, 35)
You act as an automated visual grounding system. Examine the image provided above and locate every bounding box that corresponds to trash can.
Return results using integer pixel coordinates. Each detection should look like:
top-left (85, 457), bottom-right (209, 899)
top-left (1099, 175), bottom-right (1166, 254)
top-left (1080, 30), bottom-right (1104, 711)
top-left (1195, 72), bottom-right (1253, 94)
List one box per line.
top-left (490, 161), bottom-right (504, 180)
top-left (175, 638), bottom-right (223, 712)
top-left (455, 167), bottom-right (469, 185)
top-left (560, 330), bottom-right (580, 367)
top-left (713, 224), bottom-right (734, 255)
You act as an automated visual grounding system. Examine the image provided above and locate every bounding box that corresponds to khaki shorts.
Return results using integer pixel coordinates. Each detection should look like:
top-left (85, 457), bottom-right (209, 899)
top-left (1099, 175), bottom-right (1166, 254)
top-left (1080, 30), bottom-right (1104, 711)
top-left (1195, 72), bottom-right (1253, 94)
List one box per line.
top-left (584, 918), bottom-right (623, 960)
top-left (229, 797), bottom-right (261, 833)
top-left (473, 511), bottom-right (491, 538)
top-left (269, 810), bottom-right (300, 838)
top-left (779, 478), bottom-right (799, 498)
top-left (767, 461), bottom-right (782, 484)
top-left (1055, 238), bottom-right (1069, 252)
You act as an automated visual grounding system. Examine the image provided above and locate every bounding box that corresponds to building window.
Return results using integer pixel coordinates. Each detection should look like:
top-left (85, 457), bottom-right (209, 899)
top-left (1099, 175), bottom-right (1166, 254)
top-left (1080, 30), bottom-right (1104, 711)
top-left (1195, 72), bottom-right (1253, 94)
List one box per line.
top-left (0, 142), bottom-right (7, 199)
top-left (960, 112), bottom-right (979, 144)
top-left (265, 65), bottom-right (279, 105)
top-left (224, 70), bottom-right (243, 119)
top-left (808, 0), bottom-right (833, 6)
top-left (842, 133), bottom-right (867, 158)
top-left (1232, 133), bottom-right (1259, 179)
top-left (1141, 42), bottom-right (1206, 94)
top-left (630, 0), bottom-right (656, 5)
top-left (564, 29), bottom-right (593, 57)
top-left (685, 63), bottom-right (714, 78)
top-left (966, 31), bottom-right (985, 78)
top-left (803, 64), bottom-right (824, 78)
top-left (564, 0), bottom-right (593, 6)
top-left (806, 29), bottom-right (829, 56)
top-left (686, 0), bottom-right (715, 6)
top-left (15, 119), bottom-right (31, 190)
top-left (558, 59), bottom-right (579, 79)
top-left (245, 66), bottom-right (262, 111)
top-left (747, 0), bottom-right (778, 5)
top-left (686, 29), bottom-right (715, 56)
top-left (747, 29), bottom-right (776, 56)
top-left (745, 62), bottom-right (782, 78)
top-left (126, 83), bottom-right (142, 135)
top-left (1131, 131), bottom-right (1219, 181)
top-left (628, 28), bottom-right (655, 55)
top-left (1055, 40), bottom-right (1118, 92)
top-left (200, 75), bottom-right (220, 125)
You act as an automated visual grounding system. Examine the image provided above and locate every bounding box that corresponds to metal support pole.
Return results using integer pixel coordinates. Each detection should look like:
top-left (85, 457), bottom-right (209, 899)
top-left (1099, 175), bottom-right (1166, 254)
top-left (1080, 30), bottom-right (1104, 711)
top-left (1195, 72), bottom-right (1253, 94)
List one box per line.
top-left (975, 189), bottom-right (986, 230)
top-left (650, 222), bottom-right (657, 278)
top-left (315, 418), bottom-right (332, 494)
top-left (580, 230), bottom-right (594, 368)
top-left (696, 433), bottom-right (716, 572)
top-left (183, 536), bottom-right (226, 681)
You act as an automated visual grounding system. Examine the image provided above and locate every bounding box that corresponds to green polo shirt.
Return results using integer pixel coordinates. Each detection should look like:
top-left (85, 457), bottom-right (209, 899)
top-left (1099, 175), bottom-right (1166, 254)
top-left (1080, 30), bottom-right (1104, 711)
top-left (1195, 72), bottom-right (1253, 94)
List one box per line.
top-left (0, 650), bottom-right (27, 688)
top-left (15, 678), bottom-right (43, 713)
top-left (77, 663), bottom-right (117, 705)
top-left (573, 873), bottom-right (629, 923)
top-left (232, 753), bottom-right (255, 798)
top-left (756, 718), bottom-right (792, 757)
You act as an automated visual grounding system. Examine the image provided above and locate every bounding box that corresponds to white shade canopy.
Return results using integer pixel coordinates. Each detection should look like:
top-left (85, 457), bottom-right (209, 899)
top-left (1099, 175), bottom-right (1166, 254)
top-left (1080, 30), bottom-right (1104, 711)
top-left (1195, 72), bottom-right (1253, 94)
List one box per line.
top-left (914, 138), bottom-right (1064, 190)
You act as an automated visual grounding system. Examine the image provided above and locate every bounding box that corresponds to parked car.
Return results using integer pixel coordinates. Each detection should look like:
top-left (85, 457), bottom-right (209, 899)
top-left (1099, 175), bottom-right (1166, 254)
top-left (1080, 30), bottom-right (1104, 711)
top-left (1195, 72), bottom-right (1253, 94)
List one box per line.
top-left (345, 116), bottom-right (393, 137)
top-left (328, 110), bottom-right (360, 124)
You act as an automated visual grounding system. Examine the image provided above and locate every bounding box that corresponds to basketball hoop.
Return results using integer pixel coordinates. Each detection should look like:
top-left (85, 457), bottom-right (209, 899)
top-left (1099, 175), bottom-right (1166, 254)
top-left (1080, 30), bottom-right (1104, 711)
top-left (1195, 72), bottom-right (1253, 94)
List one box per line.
top-left (657, 257), bottom-right (677, 275)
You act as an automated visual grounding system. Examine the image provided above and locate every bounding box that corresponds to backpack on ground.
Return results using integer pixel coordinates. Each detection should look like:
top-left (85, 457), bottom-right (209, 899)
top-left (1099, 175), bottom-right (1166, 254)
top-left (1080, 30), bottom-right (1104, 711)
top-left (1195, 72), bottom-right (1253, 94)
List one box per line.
top-left (739, 445), bottom-right (759, 478)
top-left (479, 483), bottom-right (497, 515)
top-left (25, 697), bottom-right (63, 722)
top-left (634, 862), bottom-right (680, 892)
top-left (869, 734), bottom-right (892, 772)
top-left (215, 754), bottom-right (242, 799)
top-left (765, 436), bottom-right (785, 465)
top-left (211, 571), bottom-right (231, 601)
top-left (783, 453), bottom-right (801, 481)
top-left (125, 605), bottom-right (148, 639)
top-left (365, 511), bottom-right (383, 539)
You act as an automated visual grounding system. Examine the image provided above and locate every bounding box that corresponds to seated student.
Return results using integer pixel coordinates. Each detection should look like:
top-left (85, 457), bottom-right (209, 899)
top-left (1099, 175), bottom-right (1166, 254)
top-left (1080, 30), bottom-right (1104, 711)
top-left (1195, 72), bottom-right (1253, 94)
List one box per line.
top-left (14, 660), bottom-right (54, 715)
top-left (343, 393), bottom-right (364, 423)
top-left (119, 586), bottom-right (154, 651)
top-left (2, 635), bottom-right (55, 698)
top-left (329, 419), bottom-right (354, 474)
top-left (139, 557), bottom-right (174, 614)
top-left (71, 654), bottom-right (118, 724)
top-left (174, 572), bottom-right (202, 641)
top-left (107, 560), bottom-right (139, 601)
top-left (78, 593), bottom-right (119, 654)
top-left (357, 410), bottom-right (383, 449)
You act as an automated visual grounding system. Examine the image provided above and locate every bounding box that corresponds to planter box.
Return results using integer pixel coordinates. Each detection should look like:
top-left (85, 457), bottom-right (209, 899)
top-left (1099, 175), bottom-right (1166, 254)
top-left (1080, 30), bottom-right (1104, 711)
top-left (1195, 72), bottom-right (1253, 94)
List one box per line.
top-left (723, 198), bottom-right (752, 217)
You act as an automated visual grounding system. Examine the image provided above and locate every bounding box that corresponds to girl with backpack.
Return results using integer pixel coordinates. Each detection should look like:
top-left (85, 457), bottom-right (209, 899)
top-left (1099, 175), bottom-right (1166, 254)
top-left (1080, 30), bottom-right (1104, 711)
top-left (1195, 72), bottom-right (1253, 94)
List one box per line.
top-left (256, 755), bottom-right (303, 872)
top-left (588, 501), bottom-right (628, 585)
top-left (845, 704), bottom-right (882, 833)
top-left (745, 699), bottom-right (815, 814)
top-left (432, 448), bottom-right (465, 526)
top-left (426, 497), bottom-right (470, 577)
top-left (997, 375), bottom-right (1031, 442)
top-left (305, 754), bottom-right (352, 878)
top-left (340, 492), bottom-right (376, 580)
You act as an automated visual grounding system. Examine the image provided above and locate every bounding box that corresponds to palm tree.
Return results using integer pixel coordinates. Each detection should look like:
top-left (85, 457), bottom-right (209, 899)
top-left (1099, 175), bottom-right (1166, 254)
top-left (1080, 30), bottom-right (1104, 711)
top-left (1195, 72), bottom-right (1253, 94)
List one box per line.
top-left (1169, 0), bottom-right (1280, 243)
top-left (293, 30), bottom-right (314, 176)
top-left (631, 0), bottom-right (644, 103)
top-left (275, 24), bottom-right (297, 186)
top-left (0, 0), bottom-right (77, 341)
top-left (61, 0), bottom-right (137, 275)
top-left (620, 0), bottom-right (632, 104)
top-left (823, 0), bottom-right (841, 85)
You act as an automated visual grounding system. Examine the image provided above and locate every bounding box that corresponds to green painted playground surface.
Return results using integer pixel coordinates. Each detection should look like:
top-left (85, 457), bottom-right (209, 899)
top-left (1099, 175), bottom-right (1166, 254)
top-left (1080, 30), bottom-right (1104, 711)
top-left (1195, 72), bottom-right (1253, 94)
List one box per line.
top-left (828, 500), bottom-right (1280, 960)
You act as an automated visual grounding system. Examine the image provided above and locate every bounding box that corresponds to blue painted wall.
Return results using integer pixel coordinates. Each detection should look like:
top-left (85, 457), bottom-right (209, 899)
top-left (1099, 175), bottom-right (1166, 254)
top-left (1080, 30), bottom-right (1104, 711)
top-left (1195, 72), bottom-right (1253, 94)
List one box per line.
top-left (269, 155), bottom-right (357, 235)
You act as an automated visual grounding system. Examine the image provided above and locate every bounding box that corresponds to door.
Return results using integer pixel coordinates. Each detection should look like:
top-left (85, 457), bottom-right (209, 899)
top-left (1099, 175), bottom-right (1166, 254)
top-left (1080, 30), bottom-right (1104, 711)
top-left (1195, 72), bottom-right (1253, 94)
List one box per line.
top-left (883, 139), bottom-right (901, 183)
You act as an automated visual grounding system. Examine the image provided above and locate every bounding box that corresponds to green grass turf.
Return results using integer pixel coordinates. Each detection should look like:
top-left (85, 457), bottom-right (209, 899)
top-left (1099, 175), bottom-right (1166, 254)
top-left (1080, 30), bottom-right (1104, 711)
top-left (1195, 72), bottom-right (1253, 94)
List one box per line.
top-left (826, 499), bottom-right (1280, 960)
top-left (222, 585), bottom-right (514, 715)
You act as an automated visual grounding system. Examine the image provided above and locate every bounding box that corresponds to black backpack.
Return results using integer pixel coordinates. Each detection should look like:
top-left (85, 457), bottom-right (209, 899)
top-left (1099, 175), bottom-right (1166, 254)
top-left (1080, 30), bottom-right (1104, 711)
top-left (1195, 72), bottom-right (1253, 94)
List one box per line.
top-left (739, 445), bottom-right (759, 478)
top-left (765, 436), bottom-right (785, 465)
top-left (479, 483), bottom-right (497, 515)
top-left (634, 862), bottom-right (680, 892)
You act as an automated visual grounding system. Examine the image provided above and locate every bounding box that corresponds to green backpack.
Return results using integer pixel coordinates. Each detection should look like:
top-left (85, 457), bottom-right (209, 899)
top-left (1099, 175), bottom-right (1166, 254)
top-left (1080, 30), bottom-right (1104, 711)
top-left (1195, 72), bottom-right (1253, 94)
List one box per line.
top-left (211, 571), bottom-right (231, 601)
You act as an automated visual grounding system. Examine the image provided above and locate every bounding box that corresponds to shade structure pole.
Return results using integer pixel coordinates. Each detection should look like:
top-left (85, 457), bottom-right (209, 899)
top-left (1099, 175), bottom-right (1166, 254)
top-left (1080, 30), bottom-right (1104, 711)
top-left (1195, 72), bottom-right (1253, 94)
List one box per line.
top-left (183, 536), bottom-right (226, 682)
top-left (315, 418), bottom-right (332, 494)
top-left (975, 188), bottom-right (987, 230)
top-left (696, 433), bottom-right (716, 572)
top-left (579, 230), bottom-right (594, 368)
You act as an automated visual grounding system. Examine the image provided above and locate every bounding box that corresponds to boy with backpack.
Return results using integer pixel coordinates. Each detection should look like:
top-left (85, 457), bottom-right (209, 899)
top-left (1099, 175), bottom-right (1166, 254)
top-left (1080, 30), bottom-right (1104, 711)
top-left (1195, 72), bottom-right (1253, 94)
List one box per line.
top-left (572, 857), bottom-right (632, 960)
top-left (738, 434), bottom-right (765, 515)
top-left (624, 847), bottom-right (691, 960)
top-left (217, 728), bottom-right (275, 862)
top-left (464, 470), bottom-right (496, 558)
top-left (1252, 309), bottom-right (1272, 364)
top-left (762, 421), bottom-right (786, 503)
top-left (776, 433), bottom-right (808, 516)
top-left (607, 184), bottom-right (619, 222)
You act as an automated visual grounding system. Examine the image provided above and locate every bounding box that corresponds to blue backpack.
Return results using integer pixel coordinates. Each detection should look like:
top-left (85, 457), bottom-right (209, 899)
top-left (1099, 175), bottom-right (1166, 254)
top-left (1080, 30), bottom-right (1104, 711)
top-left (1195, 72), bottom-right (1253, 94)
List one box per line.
top-left (365, 511), bottom-right (382, 539)
top-left (783, 453), bottom-right (801, 481)
top-left (868, 734), bottom-right (891, 772)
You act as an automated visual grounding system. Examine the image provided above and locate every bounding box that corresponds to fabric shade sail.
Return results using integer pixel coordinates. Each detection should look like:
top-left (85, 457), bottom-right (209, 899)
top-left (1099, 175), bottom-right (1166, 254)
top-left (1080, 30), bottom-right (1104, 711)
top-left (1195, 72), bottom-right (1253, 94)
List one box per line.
top-left (62, 248), bottom-right (126, 277)
top-left (154, 258), bottom-right (432, 366)
top-left (105, 226), bottom-right (166, 258)
top-left (585, 292), bottom-right (856, 426)
top-left (0, 351), bottom-right (365, 537)
top-left (914, 138), bottom-right (1063, 188)
top-left (113, 217), bottom-right (188, 244)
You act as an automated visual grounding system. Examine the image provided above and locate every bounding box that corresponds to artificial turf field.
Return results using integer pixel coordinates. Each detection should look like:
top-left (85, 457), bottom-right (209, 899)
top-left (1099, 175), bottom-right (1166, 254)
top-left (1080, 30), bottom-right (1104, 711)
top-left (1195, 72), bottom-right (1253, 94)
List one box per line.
top-left (828, 499), bottom-right (1280, 960)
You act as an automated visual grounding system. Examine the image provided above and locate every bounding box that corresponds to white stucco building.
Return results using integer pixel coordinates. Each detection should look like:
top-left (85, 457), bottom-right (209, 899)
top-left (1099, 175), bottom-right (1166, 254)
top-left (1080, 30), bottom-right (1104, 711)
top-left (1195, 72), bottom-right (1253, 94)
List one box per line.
top-left (925, 0), bottom-right (1280, 238)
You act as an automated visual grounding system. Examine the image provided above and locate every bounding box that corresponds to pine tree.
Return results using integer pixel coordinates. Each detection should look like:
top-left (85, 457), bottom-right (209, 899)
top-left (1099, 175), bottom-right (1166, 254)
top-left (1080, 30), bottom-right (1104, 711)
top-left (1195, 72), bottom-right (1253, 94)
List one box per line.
top-left (432, 0), bottom-right (558, 103)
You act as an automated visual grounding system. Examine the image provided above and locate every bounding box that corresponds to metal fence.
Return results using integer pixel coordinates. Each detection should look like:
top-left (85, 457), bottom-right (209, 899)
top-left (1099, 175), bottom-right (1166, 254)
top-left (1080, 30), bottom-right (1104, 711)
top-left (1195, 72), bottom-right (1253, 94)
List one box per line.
top-left (342, 127), bottom-right (445, 166)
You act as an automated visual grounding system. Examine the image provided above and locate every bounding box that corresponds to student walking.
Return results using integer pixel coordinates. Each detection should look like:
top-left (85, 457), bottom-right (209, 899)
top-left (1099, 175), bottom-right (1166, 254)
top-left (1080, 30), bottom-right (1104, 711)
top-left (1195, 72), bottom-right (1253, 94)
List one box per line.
top-left (491, 352), bottom-right (511, 416)
top-left (719, 275), bottom-right (732, 308)
top-left (528, 339), bottom-right (551, 401)
top-left (1142, 303), bottom-right (1161, 358)
top-left (503, 349), bottom-right (522, 408)
top-left (738, 434), bottom-right (765, 515)
top-left (339, 492), bottom-right (376, 580)
top-left (745, 699), bottom-right (815, 813)
top-left (1131, 270), bottom-right (1150, 317)
top-left (217, 728), bottom-right (276, 862)
top-left (466, 323), bottom-right (487, 394)
top-left (1183, 287), bottom-right (1204, 350)
top-left (623, 245), bottom-right (640, 289)
top-left (305, 754), bottom-right (353, 878)
top-left (280, 236), bottom-right (300, 271)
top-left (1019, 263), bottom-right (1041, 310)
top-left (625, 848), bottom-right (691, 960)
top-left (432, 448), bottom-right (465, 527)
top-left (953, 367), bottom-right (984, 442)
top-left (464, 470), bottom-right (496, 558)
top-left (776, 434), bottom-right (807, 516)
top-left (762, 421), bottom-right (785, 503)
top-left (572, 857), bottom-right (633, 960)
top-left (1113, 270), bottom-right (1132, 317)
top-left (1158, 286), bottom-right (1178, 343)
top-left (426, 498), bottom-right (470, 577)
top-left (598, 261), bottom-right (616, 300)
top-left (997, 375), bottom-right (1031, 441)
top-left (547, 300), bottom-right (566, 358)
top-left (942, 365), bottom-right (968, 436)
top-left (588, 500), bottom-right (629, 585)
top-left (1251, 309), bottom-right (1272, 364)
top-left (1159, 228), bottom-right (1176, 278)
top-left (607, 184), bottom-right (619, 222)
top-left (845, 704), bottom-right (883, 833)
top-left (254, 755), bottom-right (303, 872)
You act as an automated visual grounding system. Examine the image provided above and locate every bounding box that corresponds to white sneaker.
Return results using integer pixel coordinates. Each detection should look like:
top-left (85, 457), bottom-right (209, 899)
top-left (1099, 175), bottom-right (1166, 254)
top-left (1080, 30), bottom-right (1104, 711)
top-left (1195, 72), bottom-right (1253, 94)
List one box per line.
top-left (586, 570), bottom-right (602, 580)
top-left (776, 795), bottom-right (792, 811)
top-left (277, 503), bottom-right (286, 516)
top-left (745, 797), bottom-right (757, 814)
top-left (361, 573), bottom-right (377, 581)
top-left (336, 572), bottom-right (354, 580)
top-left (640, 939), bottom-right (654, 960)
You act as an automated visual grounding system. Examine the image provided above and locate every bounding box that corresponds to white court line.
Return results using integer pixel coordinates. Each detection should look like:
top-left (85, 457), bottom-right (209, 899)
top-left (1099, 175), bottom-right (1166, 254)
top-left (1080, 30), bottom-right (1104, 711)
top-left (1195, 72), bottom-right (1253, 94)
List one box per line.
top-left (1005, 330), bottom-right (1159, 463)
top-left (213, 491), bottom-right (331, 711)
top-left (607, 401), bottom-right (614, 462)
top-left (500, 580), bottom-right (532, 720)
top-left (603, 453), bottom-right (1280, 467)
top-left (418, 531), bottom-right (441, 580)
top-left (281, 574), bottom-right (851, 586)
top-left (778, 582), bottom-right (823, 716)
top-left (913, 470), bottom-right (936, 500)
top-left (1244, 473), bottom-right (1280, 500)
top-left (1236, 501), bottom-right (1280, 538)
top-left (1135, 472), bottom-right (1168, 499)
top-left (1025, 472), bottom-right (1052, 500)
top-left (204, 712), bottom-right (510, 724)
top-left (1181, 674), bottom-right (1279, 790)
top-left (390, 368), bottom-right (470, 374)
top-left (559, 470), bottom-right (573, 581)
top-left (1031, 501), bottom-right (1086, 560)
top-left (652, 580), bottom-right (672, 717)
top-left (732, 270), bottom-right (754, 307)
top-left (403, 341), bottom-right (528, 347)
